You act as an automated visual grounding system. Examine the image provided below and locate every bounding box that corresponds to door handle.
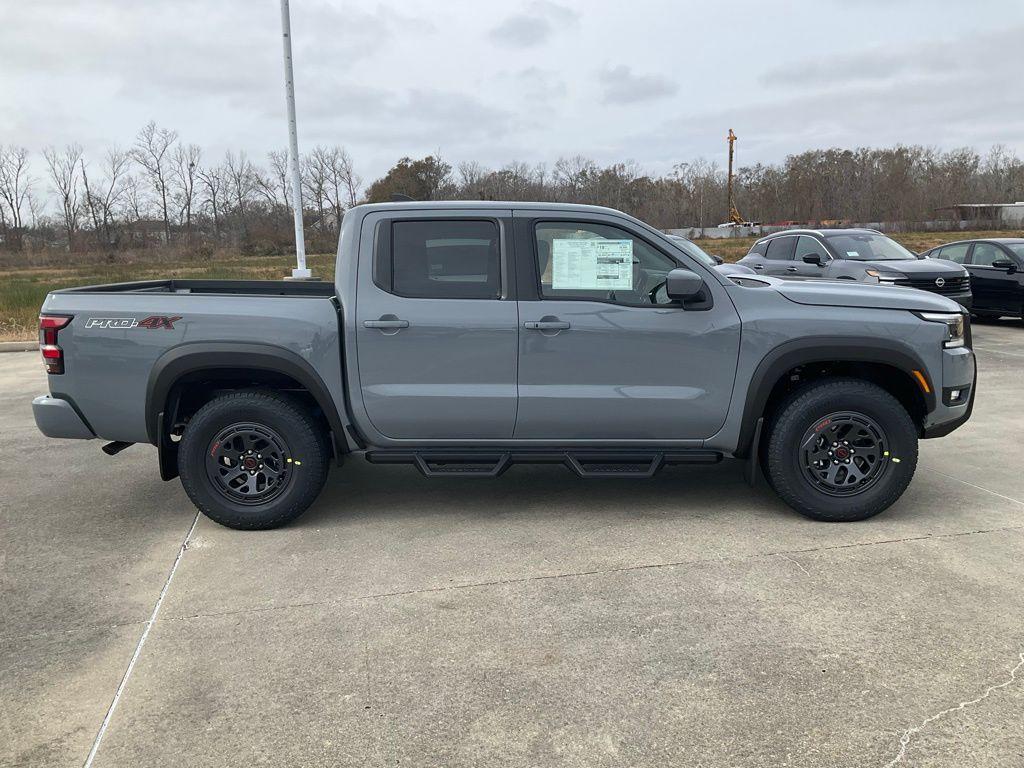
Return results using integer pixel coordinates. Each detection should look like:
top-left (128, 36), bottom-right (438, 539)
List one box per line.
top-left (524, 320), bottom-right (570, 331)
top-left (753, 264), bottom-right (765, 270)
top-left (786, 266), bottom-right (798, 272)
top-left (363, 318), bottom-right (409, 329)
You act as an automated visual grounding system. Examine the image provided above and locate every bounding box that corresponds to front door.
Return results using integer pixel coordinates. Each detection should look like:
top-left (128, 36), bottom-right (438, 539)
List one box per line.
top-left (968, 242), bottom-right (1021, 312)
top-left (513, 214), bottom-right (741, 440)
top-left (356, 212), bottom-right (519, 440)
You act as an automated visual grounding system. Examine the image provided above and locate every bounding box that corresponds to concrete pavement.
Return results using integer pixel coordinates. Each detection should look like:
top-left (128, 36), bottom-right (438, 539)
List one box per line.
top-left (2, 321), bottom-right (1023, 767)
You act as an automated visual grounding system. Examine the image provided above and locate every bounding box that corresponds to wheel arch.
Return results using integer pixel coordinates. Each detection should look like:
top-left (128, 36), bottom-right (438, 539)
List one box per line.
top-left (735, 337), bottom-right (934, 458)
top-left (146, 342), bottom-right (352, 478)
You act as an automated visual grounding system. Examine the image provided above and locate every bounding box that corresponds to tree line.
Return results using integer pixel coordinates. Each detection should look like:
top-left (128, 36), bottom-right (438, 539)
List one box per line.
top-left (2, 127), bottom-right (1023, 259)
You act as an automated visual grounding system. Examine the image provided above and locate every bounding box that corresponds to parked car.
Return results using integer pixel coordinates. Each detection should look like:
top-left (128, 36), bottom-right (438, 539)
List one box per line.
top-left (33, 202), bottom-right (975, 529)
top-left (738, 229), bottom-right (972, 307)
top-left (665, 234), bottom-right (757, 276)
top-left (919, 239), bottom-right (1024, 320)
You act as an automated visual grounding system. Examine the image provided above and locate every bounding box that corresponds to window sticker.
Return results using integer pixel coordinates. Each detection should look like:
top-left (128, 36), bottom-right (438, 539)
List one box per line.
top-left (551, 239), bottom-right (633, 290)
top-left (846, 251), bottom-right (859, 257)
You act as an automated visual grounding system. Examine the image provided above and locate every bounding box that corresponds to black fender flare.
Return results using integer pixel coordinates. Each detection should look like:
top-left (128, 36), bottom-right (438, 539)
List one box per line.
top-left (735, 336), bottom-right (934, 458)
top-left (145, 341), bottom-right (350, 451)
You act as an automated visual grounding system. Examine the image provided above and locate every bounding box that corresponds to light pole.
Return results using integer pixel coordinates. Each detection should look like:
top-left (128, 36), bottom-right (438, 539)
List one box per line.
top-left (280, 0), bottom-right (311, 279)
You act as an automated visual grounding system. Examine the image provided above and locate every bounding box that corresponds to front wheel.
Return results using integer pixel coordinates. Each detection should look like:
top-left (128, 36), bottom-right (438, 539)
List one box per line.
top-left (178, 390), bottom-right (330, 530)
top-left (765, 378), bottom-right (918, 522)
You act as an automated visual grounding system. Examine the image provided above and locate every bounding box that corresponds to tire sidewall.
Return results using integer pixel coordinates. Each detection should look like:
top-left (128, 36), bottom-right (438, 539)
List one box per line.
top-left (179, 393), bottom-right (327, 529)
top-left (767, 381), bottom-right (918, 521)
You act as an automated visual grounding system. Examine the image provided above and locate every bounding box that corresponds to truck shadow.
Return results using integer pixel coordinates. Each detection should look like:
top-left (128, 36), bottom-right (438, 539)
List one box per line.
top-left (302, 458), bottom-right (794, 528)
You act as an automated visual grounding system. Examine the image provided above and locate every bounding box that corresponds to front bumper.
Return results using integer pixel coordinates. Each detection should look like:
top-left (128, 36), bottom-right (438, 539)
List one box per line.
top-left (33, 395), bottom-right (95, 439)
top-left (921, 347), bottom-right (976, 439)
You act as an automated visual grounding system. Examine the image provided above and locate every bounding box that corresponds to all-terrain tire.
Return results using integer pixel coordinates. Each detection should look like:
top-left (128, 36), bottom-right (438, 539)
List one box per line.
top-left (178, 390), bottom-right (330, 530)
top-left (765, 378), bottom-right (918, 522)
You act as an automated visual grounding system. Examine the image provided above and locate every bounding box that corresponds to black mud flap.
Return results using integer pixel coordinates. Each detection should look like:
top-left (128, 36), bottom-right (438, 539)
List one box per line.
top-left (156, 411), bottom-right (179, 481)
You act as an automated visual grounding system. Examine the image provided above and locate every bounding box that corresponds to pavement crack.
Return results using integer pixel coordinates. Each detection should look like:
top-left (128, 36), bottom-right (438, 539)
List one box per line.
top-left (776, 552), bottom-right (812, 577)
top-left (81, 512), bottom-right (200, 768)
top-left (881, 647), bottom-right (1024, 768)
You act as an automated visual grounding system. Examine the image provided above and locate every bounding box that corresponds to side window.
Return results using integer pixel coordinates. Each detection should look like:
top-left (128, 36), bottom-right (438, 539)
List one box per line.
top-left (765, 236), bottom-right (797, 260)
top-left (389, 220), bottom-right (501, 299)
top-left (795, 236), bottom-right (830, 262)
top-left (535, 221), bottom-right (678, 306)
top-left (748, 240), bottom-right (768, 256)
top-left (970, 243), bottom-right (1003, 267)
top-left (937, 243), bottom-right (970, 264)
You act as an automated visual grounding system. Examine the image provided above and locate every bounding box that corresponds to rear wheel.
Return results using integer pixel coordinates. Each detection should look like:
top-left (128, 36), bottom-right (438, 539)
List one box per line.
top-left (764, 378), bottom-right (918, 522)
top-left (178, 390), bottom-right (330, 530)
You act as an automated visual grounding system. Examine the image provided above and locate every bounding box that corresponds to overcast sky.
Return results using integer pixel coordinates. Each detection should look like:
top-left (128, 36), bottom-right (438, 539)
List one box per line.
top-left (2, 0), bottom-right (1023, 182)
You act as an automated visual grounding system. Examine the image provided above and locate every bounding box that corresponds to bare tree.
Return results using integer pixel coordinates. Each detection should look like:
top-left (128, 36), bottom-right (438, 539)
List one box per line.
top-left (171, 143), bottom-right (201, 241)
top-left (223, 151), bottom-right (257, 236)
top-left (303, 147), bottom-right (329, 230)
top-left (197, 162), bottom-right (226, 239)
top-left (132, 121), bottom-right (178, 243)
top-left (43, 144), bottom-right (84, 250)
top-left (336, 147), bottom-right (361, 208)
top-left (0, 145), bottom-right (33, 250)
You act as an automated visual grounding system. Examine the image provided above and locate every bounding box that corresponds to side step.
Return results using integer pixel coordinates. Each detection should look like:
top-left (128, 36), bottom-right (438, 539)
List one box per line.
top-left (364, 449), bottom-right (721, 478)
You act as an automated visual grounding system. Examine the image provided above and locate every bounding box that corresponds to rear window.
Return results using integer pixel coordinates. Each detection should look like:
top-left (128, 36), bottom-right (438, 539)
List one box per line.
top-left (388, 220), bottom-right (501, 299)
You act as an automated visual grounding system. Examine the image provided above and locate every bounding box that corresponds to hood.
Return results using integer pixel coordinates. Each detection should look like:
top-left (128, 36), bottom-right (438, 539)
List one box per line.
top-left (752, 276), bottom-right (964, 312)
top-left (860, 258), bottom-right (967, 276)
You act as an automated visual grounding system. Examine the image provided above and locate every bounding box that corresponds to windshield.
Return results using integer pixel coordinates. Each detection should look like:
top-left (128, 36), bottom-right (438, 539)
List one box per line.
top-left (823, 233), bottom-right (917, 261)
top-left (667, 236), bottom-right (717, 267)
top-left (1006, 243), bottom-right (1024, 260)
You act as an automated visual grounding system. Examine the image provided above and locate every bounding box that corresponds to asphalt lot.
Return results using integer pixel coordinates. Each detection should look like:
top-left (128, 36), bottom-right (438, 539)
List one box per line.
top-left (2, 320), bottom-right (1023, 768)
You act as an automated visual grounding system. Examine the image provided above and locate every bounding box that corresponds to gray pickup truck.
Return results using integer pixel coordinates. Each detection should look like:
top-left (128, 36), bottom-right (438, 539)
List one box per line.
top-left (33, 202), bottom-right (976, 529)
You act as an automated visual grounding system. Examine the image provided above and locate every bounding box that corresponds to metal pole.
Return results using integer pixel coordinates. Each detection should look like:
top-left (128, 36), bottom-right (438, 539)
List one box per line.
top-left (280, 0), bottom-right (310, 278)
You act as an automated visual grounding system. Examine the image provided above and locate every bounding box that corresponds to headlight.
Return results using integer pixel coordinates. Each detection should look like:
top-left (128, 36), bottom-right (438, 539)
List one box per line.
top-left (866, 269), bottom-right (902, 283)
top-left (917, 311), bottom-right (965, 348)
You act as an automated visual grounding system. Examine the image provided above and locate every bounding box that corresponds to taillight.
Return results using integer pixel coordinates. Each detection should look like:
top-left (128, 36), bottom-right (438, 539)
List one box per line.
top-left (39, 315), bottom-right (72, 374)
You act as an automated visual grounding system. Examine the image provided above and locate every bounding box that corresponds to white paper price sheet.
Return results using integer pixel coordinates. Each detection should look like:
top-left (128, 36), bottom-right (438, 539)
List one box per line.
top-left (551, 239), bottom-right (633, 290)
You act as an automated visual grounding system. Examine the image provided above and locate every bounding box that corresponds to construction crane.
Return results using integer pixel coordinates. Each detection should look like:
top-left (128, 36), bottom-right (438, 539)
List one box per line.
top-left (726, 128), bottom-right (744, 225)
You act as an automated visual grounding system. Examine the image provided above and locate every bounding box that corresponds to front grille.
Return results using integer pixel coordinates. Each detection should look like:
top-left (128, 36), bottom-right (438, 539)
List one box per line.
top-left (893, 275), bottom-right (970, 295)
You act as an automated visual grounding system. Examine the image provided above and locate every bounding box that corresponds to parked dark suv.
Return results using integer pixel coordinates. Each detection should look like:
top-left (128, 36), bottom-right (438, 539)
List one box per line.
top-left (919, 239), bottom-right (1024, 320)
top-left (738, 229), bottom-right (972, 307)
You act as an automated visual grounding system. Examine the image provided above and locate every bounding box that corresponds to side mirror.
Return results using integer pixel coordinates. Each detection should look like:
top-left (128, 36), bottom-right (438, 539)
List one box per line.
top-left (712, 254), bottom-right (723, 265)
top-left (991, 259), bottom-right (1016, 273)
top-left (802, 254), bottom-right (825, 266)
top-left (665, 268), bottom-right (704, 300)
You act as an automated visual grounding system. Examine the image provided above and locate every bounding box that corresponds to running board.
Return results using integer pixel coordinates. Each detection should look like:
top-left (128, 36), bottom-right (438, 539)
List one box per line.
top-left (364, 449), bottom-right (721, 478)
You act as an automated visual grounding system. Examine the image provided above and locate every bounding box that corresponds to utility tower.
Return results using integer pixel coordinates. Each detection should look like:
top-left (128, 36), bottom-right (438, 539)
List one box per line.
top-left (726, 129), bottom-right (744, 225)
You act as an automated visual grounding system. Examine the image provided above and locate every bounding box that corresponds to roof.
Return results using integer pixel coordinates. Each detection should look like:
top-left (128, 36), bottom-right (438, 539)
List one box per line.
top-left (351, 200), bottom-right (628, 216)
top-left (929, 238), bottom-right (1024, 246)
top-left (757, 228), bottom-right (884, 240)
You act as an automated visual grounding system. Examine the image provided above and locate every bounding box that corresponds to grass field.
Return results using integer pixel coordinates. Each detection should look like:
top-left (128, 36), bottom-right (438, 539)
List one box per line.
top-left (1, 230), bottom-right (1020, 340)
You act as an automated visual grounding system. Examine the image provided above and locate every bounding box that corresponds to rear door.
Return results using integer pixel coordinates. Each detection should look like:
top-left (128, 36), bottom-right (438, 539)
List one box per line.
top-left (355, 210), bottom-right (519, 440)
top-left (512, 212), bottom-right (741, 440)
top-left (760, 235), bottom-right (799, 276)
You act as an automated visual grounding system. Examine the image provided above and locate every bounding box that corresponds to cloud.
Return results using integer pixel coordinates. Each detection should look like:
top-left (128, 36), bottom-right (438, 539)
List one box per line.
top-left (761, 25), bottom-right (1024, 89)
top-left (599, 65), bottom-right (677, 104)
top-left (488, 1), bottom-right (580, 48)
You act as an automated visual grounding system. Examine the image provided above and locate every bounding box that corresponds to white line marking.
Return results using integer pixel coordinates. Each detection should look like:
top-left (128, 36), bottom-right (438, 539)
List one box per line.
top-left (921, 467), bottom-right (1024, 506)
top-left (971, 344), bottom-right (1024, 359)
top-left (882, 649), bottom-right (1024, 767)
top-left (83, 512), bottom-right (200, 768)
